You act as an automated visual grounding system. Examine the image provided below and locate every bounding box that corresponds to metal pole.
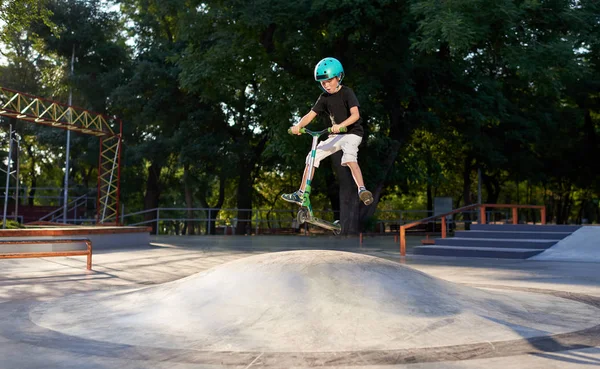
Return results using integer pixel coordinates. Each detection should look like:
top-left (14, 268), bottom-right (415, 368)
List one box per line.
top-left (3, 124), bottom-right (13, 229)
top-left (63, 44), bottom-right (75, 223)
top-left (100, 140), bottom-right (119, 222)
top-left (14, 138), bottom-right (19, 222)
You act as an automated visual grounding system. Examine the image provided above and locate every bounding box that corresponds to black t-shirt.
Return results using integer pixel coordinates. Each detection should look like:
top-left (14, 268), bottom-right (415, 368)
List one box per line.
top-left (311, 85), bottom-right (364, 137)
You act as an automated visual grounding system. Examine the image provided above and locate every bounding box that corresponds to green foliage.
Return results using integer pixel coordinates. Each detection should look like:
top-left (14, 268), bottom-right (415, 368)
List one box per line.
top-left (0, 219), bottom-right (24, 229)
top-left (0, 0), bottom-right (55, 43)
top-left (1, 0), bottom-right (599, 229)
top-left (362, 215), bottom-right (380, 232)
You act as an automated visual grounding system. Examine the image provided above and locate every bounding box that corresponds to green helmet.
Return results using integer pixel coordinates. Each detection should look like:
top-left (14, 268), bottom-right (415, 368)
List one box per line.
top-left (314, 57), bottom-right (344, 91)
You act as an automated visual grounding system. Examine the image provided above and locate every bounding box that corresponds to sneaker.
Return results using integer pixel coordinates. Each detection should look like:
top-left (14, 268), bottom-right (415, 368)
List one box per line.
top-left (359, 189), bottom-right (373, 205)
top-left (281, 191), bottom-right (303, 206)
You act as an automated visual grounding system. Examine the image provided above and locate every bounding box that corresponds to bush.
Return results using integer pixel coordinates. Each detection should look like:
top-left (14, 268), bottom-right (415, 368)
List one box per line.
top-left (363, 215), bottom-right (379, 233)
top-left (1, 219), bottom-right (25, 229)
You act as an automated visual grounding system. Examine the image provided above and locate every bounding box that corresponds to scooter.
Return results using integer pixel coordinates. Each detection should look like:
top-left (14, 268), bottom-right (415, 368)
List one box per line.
top-left (287, 126), bottom-right (346, 235)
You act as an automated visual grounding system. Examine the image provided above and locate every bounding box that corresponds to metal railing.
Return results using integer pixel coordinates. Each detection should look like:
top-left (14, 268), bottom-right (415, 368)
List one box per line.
top-left (121, 207), bottom-right (478, 235)
top-left (1, 186), bottom-right (96, 225)
top-left (2, 186), bottom-right (96, 206)
top-left (0, 238), bottom-right (92, 270)
top-left (39, 193), bottom-right (92, 223)
top-left (1, 214), bottom-right (24, 224)
top-left (398, 203), bottom-right (547, 256)
top-left (122, 207), bottom-right (306, 235)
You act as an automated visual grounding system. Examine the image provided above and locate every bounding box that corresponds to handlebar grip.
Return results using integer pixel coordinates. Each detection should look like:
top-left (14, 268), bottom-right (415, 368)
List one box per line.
top-left (328, 126), bottom-right (348, 133)
top-left (287, 127), bottom-right (306, 135)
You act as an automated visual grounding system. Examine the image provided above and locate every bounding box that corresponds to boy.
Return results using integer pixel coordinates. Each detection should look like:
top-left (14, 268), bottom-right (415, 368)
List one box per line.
top-left (282, 57), bottom-right (373, 206)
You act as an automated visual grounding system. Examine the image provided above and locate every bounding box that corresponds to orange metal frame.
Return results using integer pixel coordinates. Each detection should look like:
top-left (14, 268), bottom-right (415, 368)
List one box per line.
top-left (0, 86), bottom-right (122, 224)
top-left (398, 203), bottom-right (547, 256)
top-left (0, 238), bottom-right (92, 270)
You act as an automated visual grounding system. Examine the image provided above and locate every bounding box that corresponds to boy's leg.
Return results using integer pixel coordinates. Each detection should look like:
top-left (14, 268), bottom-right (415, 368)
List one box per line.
top-left (298, 164), bottom-right (314, 192)
top-left (281, 166), bottom-right (307, 205)
top-left (346, 162), bottom-right (374, 205)
top-left (340, 135), bottom-right (373, 205)
top-left (346, 162), bottom-right (366, 188)
top-left (281, 136), bottom-right (343, 205)
top-left (281, 164), bottom-right (316, 206)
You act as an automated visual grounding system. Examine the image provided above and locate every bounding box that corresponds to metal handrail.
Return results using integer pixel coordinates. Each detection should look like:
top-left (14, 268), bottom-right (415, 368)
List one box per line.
top-left (479, 203), bottom-right (546, 225)
top-left (122, 207), bottom-right (437, 235)
top-left (39, 193), bottom-right (89, 221)
top-left (0, 238), bottom-right (92, 270)
top-left (398, 203), bottom-right (547, 256)
top-left (119, 205), bottom-right (545, 236)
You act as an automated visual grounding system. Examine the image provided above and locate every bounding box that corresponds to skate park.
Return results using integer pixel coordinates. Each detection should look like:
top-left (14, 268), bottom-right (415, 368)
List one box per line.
top-left (2, 1), bottom-right (600, 368)
top-left (1, 223), bottom-right (600, 369)
top-left (0, 76), bottom-right (599, 369)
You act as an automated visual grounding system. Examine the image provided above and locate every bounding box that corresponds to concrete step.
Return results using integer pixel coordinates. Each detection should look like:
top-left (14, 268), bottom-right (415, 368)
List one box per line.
top-left (413, 245), bottom-right (544, 259)
top-left (434, 237), bottom-right (558, 249)
top-left (470, 224), bottom-right (581, 233)
top-left (454, 230), bottom-right (572, 240)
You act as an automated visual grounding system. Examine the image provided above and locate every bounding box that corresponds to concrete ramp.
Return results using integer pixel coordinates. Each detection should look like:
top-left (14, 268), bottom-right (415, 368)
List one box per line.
top-left (530, 226), bottom-right (600, 262)
top-left (30, 250), bottom-right (600, 352)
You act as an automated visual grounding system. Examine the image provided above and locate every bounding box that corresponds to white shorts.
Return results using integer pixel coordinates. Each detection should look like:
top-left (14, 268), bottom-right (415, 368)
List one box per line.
top-left (306, 134), bottom-right (362, 168)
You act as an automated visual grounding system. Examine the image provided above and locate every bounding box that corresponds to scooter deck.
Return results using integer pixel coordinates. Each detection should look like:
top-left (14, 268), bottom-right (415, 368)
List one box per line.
top-left (305, 217), bottom-right (341, 233)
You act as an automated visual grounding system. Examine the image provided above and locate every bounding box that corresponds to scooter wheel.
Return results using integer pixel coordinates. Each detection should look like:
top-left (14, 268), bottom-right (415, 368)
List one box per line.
top-left (297, 208), bottom-right (309, 224)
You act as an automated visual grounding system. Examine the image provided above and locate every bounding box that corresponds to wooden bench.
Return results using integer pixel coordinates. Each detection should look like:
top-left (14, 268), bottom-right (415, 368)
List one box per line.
top-left (0, 238), bottom-right (92, 270)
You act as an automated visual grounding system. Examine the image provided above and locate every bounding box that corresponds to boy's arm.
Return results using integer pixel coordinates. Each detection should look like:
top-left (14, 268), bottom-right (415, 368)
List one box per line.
top-left (291, 110), bottom-right (318, 135)
top-left (332, 106), bottom-right (360, 133)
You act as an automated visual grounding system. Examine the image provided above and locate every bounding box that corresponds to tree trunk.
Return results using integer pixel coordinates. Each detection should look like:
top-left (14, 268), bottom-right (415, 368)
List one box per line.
top-left (584, 108), bottom-right (599, 179)
top-left (482, 172), bottom-right (501, 204)
top-left (331, 151), bottom-right (360, 235)
top-left (28, 177), bottom-right (36, 206)
top-left (462, 156), bottom-right (474, 226)
top-left (143, 161), bottom-right (162, 234)
top-left (199, 173), bottom-right (226, 235)
top-left (324, 162), bottom-right (340, 221)
top-left (359, 140), bottom-right (401, 224)
top-left (234, 133), bottom-right (269, 235)
top-left (557, 184), bottom-right (573, 224)
top-left (235, 164), bottom-right (253, 235)
top-left (183, 163), bottom-right (195, 235)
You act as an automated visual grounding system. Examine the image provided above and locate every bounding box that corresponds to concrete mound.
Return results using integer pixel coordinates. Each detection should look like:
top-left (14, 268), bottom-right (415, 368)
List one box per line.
top-left (30, 250), bottom-right (600, 352)
top-left (531, 226), bottom-right (600, 262)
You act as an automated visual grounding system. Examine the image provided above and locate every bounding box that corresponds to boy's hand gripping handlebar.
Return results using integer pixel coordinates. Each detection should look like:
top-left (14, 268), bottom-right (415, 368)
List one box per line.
top-left (288, 126), bottom-right (348, 135)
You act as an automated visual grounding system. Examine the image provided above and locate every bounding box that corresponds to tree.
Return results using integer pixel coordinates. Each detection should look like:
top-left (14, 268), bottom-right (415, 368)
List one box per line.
top-left (180, 0), bottom-right (421, 234)
top-left (409, 0), bottom-right (600, 223)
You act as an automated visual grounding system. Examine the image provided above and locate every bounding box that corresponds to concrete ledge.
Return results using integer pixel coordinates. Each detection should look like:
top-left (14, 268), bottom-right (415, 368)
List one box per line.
top-left (0, 226), bottom-right (151, 250)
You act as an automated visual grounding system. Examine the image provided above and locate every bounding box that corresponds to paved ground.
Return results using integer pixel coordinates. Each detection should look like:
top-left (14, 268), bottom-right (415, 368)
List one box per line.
top-left (1, 234), bottom-right (600, 368)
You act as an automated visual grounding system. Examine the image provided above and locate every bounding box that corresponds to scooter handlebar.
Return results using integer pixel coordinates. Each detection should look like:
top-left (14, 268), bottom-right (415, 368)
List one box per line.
top-left (287, 126), bottom-right (347, 135)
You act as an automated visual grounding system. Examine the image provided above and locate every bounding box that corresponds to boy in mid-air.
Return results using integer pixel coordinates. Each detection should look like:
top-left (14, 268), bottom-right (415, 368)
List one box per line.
top-left (282, 57), bottom-right (373, 206)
